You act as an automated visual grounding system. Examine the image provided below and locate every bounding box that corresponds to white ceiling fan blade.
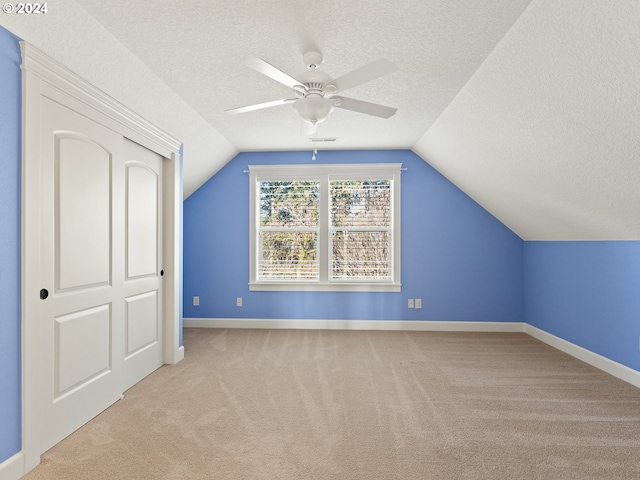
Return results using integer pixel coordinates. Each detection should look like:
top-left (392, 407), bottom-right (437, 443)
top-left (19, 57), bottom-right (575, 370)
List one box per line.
top-left (244, 58), bottom-right (304, 90)
top-left (225, 98), bottom-right (296, 115)
top-left (325, 58), bottom-right (398, 94)
top-left (334, 97), bottom-right (397, 118)
top-left (300, 120), bottom-right (318, 137)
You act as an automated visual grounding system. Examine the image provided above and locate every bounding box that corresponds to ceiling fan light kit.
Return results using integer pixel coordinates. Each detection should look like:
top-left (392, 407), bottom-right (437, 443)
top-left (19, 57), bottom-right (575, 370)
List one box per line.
top-left (225, 50), bottom-right (398, 136)
top-left (293, 96), bottom-right (334, 124)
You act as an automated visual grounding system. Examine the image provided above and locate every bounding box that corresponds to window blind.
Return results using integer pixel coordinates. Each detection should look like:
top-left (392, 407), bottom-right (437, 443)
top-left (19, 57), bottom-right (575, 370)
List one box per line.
top-left (330, 180), bottom-right (391, 280)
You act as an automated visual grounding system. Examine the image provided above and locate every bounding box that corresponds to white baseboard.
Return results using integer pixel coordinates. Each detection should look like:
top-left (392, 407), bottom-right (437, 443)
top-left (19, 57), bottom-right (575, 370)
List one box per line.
top-left (0, 452), bottom-right (24, 480)
top-left (176, 345), bottom-right (185, 363)
top-left (525, 324), bottom-right (640, 389)
top-left (183, 317), bottom-right (525, 332)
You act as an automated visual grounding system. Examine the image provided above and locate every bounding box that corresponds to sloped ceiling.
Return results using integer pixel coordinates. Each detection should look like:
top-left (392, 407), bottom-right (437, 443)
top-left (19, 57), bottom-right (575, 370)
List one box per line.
top-left (3, 0), bottom-right (638, 240)
top-left (414, 0), bottom-right (640, 240)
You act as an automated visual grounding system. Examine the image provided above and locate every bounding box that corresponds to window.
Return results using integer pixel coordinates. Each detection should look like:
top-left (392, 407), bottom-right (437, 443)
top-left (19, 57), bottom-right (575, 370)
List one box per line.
top-left (249, 163), bottom-right (401, 291)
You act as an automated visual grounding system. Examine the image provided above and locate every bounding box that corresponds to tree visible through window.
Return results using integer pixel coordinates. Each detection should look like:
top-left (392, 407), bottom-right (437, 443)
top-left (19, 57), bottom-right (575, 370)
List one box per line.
top-left (249, 164), bottom-right (401, 292)
top-left (259, 181), bottom-right (319, 280)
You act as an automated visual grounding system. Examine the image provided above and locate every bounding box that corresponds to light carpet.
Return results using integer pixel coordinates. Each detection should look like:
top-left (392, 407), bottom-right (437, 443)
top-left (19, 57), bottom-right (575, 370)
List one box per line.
top-left (24, 328), bottom-right (640, 479)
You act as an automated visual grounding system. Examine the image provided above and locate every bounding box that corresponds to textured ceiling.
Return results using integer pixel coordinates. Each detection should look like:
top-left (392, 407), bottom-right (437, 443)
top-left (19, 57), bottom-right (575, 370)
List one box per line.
top-left (67, 0), bottom-right (530, 151)
top-left (69, 0), bottom-right (532, 152)
top-left (3, 0), bottom-right (639, 240)
top-left (414, 0), bottom-right (640, 240)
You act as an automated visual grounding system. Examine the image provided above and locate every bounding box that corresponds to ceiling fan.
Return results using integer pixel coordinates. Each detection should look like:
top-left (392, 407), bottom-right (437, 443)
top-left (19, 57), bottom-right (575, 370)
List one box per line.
top-left (225, 51), bottom-right (398, 136)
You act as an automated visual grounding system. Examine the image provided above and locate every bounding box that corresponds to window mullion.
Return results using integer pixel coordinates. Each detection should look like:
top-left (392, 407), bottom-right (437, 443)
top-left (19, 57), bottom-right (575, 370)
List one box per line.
top-left (318, 175), bottom-right (329, 283)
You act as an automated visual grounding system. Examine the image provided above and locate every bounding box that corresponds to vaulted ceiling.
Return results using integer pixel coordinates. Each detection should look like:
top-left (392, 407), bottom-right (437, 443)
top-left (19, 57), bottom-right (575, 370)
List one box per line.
top-left (3, 0), bottom-right (639, 240)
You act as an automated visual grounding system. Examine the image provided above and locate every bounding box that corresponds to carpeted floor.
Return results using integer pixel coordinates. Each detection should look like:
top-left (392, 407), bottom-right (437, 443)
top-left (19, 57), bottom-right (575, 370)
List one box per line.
top-left (24, 328), bottom-right (640, 479)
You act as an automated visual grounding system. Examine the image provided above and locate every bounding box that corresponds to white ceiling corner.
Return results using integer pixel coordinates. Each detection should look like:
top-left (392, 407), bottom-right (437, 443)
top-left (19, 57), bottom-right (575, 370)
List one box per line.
top-left (3, 0), bottom-right (639, 240)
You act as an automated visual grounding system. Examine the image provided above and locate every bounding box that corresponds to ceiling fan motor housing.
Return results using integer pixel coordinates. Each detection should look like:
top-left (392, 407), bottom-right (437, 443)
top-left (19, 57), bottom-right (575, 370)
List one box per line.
top-left (296, 69), bottom-right (332, 93)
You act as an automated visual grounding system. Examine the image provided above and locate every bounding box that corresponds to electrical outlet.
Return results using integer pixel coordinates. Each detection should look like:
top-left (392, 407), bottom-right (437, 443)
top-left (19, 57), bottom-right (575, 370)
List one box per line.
top-left (415, 298), bottom-right (422, 309)
top-left (408, 299), bottom-right (414, 309)
top-left (236, 297), bottom-right (243, 307)
top-left (193, 296), bottom-right (199, 306)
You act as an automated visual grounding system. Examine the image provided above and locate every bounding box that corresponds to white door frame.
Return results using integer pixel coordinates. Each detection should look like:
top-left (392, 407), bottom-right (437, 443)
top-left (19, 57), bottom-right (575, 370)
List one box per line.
top-left (20, 42), bottom-right (184, 474)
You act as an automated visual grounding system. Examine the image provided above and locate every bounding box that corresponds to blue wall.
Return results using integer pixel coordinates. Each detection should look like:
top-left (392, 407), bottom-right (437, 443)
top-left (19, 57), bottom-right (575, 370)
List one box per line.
top-left (0, 26), bottom-right (22, 463)
top-left (525, 241), bottom-right (640, 371)
top-left (183, 150), bottom-right (640, 374)
top-left (184, 150), bottom-right (524, 322)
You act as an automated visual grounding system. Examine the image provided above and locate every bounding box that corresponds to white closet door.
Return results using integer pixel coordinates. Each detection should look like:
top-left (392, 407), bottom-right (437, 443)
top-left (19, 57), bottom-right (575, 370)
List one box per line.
top-left (21, 43), bottom-right (182, 473)
top-left (122, 139), bottom-right (164, 391)
top-left (39, 97), bottom-right (125, 451)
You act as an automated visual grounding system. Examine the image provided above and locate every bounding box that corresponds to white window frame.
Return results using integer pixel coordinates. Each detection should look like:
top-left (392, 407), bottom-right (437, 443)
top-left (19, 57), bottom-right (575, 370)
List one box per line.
top-left (249, 163), bottom-right (401, 292)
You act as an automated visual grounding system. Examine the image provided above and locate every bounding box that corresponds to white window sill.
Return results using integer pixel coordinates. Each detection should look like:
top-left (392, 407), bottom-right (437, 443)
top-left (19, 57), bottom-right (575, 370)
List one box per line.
top-left (249, 282), bottom-right (401, 292)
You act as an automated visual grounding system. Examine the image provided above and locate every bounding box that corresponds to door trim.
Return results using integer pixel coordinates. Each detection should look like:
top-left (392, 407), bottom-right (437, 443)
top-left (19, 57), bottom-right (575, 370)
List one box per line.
top-left (20, 42), bottom-right (183, 474)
